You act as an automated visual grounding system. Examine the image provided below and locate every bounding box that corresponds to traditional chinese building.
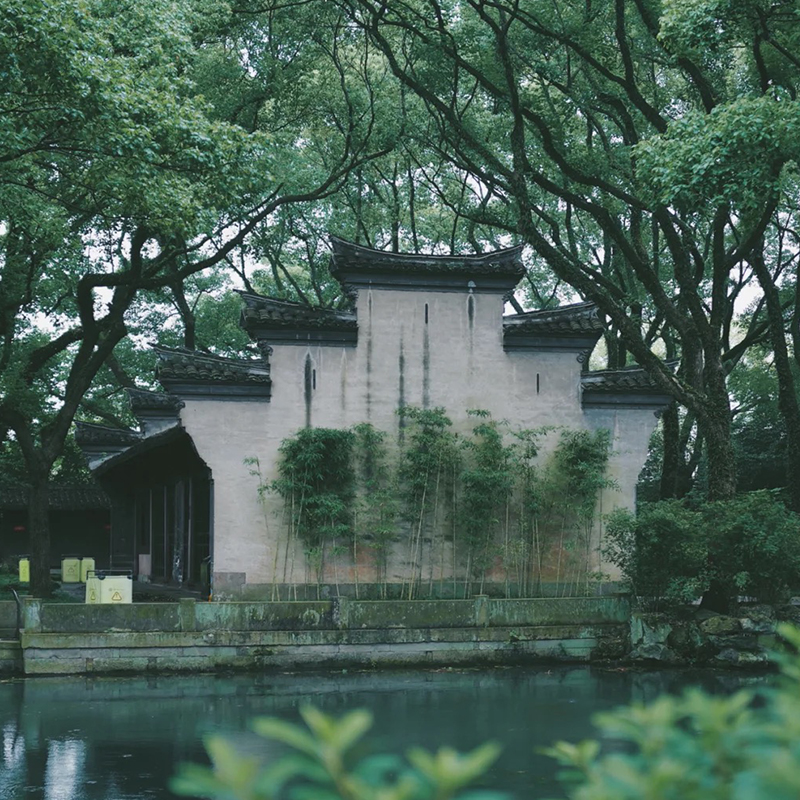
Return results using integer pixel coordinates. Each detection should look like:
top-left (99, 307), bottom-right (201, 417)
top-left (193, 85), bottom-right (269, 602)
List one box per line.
top-left (78, 238), bottom-right (670, 598)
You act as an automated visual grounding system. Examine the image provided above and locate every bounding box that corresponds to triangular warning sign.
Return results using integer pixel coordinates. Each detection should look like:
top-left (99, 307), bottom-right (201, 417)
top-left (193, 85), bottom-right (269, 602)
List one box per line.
top-left (111, 591), bottom-right (122, 601)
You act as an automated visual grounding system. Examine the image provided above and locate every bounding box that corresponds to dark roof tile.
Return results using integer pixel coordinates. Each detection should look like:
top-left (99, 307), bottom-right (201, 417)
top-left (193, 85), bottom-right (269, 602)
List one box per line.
top-left (239, 293), bottom-right (357, 332)
top-left (74, 421), bottom-right (142, 447)
top-left (127, 387), bottom-right (184, 413)
top-left (329, 236), bottom-right (525, 293)
top-left (154, 346), bottom-right (271, 385)
top-left (503, 302), bottom-right (603, 335)
top-left (581, 366), bottom-right (665, 393)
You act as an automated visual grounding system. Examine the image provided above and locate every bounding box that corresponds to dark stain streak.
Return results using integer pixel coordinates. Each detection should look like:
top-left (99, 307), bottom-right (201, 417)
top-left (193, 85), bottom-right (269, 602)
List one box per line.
top-left (398, 332), bottom-right (406, 443)
top-left (422, 323), bottom-right (430, 408)
top-left (304, 353), bottom-right (313, 428)
top-left (366, 291), bottom-right (373, 420)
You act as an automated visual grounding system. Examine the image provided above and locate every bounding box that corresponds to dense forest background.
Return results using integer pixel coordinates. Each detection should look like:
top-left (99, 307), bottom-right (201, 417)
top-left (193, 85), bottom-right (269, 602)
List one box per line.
top-left (3, 0), bottom-right (800, 596)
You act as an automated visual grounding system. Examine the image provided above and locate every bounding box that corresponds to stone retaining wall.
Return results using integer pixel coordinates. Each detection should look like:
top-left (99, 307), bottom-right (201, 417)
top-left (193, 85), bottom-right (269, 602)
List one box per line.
top-left (17, 595), bottom-right (630, 675)
top-left (628, 604), bottom-right (799, 667)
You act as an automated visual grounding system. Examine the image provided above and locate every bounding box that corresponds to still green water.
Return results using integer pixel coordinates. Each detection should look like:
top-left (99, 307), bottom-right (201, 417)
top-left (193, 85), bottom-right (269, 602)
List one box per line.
top-left (0, 666), bottom-right (766, 800)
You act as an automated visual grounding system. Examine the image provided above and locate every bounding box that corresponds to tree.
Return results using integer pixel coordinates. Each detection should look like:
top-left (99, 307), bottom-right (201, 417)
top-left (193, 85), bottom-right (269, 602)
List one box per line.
top-left (334, 0), bottom-right (800, 510)
top-left (0, 0), bottom-right (388, 595)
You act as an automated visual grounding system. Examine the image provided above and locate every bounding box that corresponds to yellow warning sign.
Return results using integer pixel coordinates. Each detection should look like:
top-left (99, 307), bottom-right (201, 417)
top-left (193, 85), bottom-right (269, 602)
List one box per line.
top-left (111, 591), bottom-right (122, 601)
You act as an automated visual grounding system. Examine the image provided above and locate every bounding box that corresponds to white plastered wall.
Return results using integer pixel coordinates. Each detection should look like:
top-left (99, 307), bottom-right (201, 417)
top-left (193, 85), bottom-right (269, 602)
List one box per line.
top-left (180, 286), bottom-right (659, 593)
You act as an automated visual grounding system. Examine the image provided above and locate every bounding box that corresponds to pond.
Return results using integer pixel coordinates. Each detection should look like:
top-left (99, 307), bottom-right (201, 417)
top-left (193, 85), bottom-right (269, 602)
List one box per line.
top-left (0, 666), bottom-right (768, 800)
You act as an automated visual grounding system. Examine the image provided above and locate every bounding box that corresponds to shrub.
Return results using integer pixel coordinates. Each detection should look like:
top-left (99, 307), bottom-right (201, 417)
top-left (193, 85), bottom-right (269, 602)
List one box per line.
top-left (702, 491), bottom-right (800, 604)
top-left (174, 627), bottom-right (800, 800)
top-left (172, 706), bottom-right (504, 800)
top-left (603, 501), bottom-right (706, 607)
top-left (546, 624), bottom-right (800, 799)
top-left (604, 491), bottom-right (800, 607)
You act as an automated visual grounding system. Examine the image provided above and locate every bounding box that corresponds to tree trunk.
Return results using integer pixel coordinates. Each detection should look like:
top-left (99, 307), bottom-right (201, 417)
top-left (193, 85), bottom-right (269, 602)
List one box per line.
top-left (659, 401), bottom-right (681, 499)
top-left (752, 251), bottom-right (800, 512)
top-left (700, 361), bottom-right (737, 502)
top-left (697, 360), bottom-right (738, 612)
top-left (29, 470), bottom-right (52, 598)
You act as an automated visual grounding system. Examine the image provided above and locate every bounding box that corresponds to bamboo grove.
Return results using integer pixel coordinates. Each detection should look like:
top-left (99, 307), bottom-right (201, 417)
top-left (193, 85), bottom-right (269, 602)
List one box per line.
top-left (250, 409), bottom-right (613, 600)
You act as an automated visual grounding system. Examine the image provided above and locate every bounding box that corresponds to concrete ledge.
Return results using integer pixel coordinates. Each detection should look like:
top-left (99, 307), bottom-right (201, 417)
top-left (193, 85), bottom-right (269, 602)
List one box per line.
top-left (0, 640), bottom-right (22, 674)
top-left (195, 601), bottom-right (332, 631)
top-left (14, 596), bottom-right (631, 675)
top-left (20, 625), bottom-right (621, 674)
top-left (38, 602), bottom-right (181, 633)
top-left (19, 622), bottom-right (626, 675)
top-left (0, 601), bottom-right (17, 630)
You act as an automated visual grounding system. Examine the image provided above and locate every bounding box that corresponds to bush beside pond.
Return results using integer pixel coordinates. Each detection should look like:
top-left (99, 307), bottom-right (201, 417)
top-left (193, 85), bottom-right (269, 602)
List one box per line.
top-left (173, 626), bottom-right (800, 800)
top-left (603, 491), bottom-right (800, 610)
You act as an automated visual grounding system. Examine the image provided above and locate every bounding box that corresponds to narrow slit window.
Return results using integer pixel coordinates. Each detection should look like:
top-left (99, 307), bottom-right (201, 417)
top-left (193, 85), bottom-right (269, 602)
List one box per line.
top-left (424, 303), bottom-right (429, 324)
top-left (536, 373), bottom-right (540, 394)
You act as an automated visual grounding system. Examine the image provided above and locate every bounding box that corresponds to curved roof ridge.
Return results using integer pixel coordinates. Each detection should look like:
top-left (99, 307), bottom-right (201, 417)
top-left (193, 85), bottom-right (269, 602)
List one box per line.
top-left (503, 300), bottom-right (597, 320)
top-left (329, 235), bottom-right (525, 293)
top-left (74, 420), bottom-right (142, 445)
top-left (330, 234), bottom-right (525, 266)
top-left (152, 344), bottom-right (266, 367)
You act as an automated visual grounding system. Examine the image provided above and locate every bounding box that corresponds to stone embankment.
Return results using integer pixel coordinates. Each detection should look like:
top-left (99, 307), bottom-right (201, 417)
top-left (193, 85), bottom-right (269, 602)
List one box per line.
top-left (0, 595), bottom-right (630, 676)
top-left (629, 604), bottom-right (799, 667)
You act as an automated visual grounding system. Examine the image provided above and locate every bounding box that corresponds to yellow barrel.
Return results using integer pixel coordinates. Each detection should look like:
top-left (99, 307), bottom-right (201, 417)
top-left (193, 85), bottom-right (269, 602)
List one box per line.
top-left (18, 557), bottom-right (30, 583)
top-left (61, 556), bottom-right (81, 584)
top-left (98, 573), bottom-right (132, 604)
top-left (80, 557), bottom-right (95, 583)
top-left (85, 572), bottom-right (100, 604)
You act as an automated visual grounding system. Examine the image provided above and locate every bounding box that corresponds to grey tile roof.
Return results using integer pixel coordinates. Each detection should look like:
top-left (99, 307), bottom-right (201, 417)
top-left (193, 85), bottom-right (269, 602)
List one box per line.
top-left (74, 421), bottom-right (142, 447)
top-left (330, 236), bottom-right (525, 277)
top-left (581, 365), bottom-right (665, 393)
top-left (127, 387), bottom-right (184, 413)
top-left (503, 302), bottom-right (603, 335)
top-left (239, 293), bottom-right (357, 331)
top-left (154, 346), bottom-right (271, 385)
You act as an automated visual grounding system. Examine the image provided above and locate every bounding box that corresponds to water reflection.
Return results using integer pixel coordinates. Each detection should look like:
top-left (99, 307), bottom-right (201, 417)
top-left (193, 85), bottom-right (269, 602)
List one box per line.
top-left (0, 666), bottom-right (768, 800)
top-left (45, 740), bottom-right (86, 800)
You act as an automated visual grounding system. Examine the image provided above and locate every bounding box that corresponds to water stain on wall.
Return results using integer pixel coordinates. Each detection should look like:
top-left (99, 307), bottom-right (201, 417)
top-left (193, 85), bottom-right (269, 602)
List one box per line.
top-left (304, 353), bottom-right (313, 428)
top-left (398, 329), bottom-right (406, 443)
top-left (365, 290), bottom-right (373, 420)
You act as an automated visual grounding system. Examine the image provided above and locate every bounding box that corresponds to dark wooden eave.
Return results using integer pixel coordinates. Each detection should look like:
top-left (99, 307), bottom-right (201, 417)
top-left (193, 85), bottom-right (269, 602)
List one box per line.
top-left (581, 366), bottom-right (673, 410)
top-left (92, 425), bottom-right (209, 482)
top-left (74, 421), bottom-right (143, 460)
top-left (239, 292), bottom-right (358, 347)
top-left (329, 235), bottom-right (525, 293)
top-left (154, 346), bottom-right (271, 401)
top-left (503, 302), bottom-right (604, 353)
top-left (127, 387), bottom-right (184, 415)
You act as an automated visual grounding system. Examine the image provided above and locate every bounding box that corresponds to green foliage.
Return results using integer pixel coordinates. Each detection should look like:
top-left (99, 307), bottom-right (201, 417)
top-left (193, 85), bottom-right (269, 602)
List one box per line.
top-left (352, 423), bottom-right (398, 596)
top-left (398, 408), bottom-right (460, 514)
top-left (172, 627), bottom-right (800, 800)
top-left (460, 412), bottom-right (514, 584)
top-left (545, 624), bottom-right (800, 800)
top-left (603, 502), bottom-right (706, 608)
top-left (397, 408), bottom-right (461, 598)
top-left (705, 491), bottom-right (800, 603)
top-left (550, 431), bottom-right (614, 522)
top-left (266, 414), bottom-right (613, 598)
top-left (273, 428), bottom-right (356, 551)
top-left (172, 706), bottom-right (504, 800)
top-left (604, 491), bottom-right (800, 607)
